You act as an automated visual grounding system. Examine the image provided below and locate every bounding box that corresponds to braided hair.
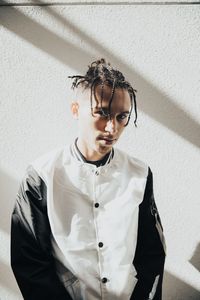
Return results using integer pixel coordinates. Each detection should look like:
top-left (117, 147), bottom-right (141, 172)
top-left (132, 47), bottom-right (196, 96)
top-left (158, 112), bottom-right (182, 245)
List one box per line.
top-left (68, 58), bottom-right (137, 127)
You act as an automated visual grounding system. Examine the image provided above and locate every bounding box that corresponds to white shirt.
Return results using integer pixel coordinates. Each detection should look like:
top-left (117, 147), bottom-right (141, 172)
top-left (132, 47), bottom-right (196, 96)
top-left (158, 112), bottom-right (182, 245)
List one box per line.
top-left (31, 143), bottom-right (149, 300)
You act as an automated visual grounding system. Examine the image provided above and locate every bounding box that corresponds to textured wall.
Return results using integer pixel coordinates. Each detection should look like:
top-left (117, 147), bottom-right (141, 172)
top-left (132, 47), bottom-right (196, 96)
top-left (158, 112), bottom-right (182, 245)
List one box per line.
top-left (0, 2), bottom-right (200, 299)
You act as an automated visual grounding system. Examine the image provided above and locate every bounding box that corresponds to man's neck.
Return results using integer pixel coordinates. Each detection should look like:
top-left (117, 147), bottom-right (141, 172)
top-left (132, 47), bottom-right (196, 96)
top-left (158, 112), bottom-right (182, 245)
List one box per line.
top-left (76, 138), bottom-right (108, 161)
top-left (71, 138), bottom-right (114, 167)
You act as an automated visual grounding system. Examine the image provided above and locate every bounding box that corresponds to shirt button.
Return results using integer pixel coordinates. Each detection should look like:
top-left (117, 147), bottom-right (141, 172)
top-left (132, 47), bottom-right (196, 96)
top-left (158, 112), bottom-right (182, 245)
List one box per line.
top-left (98, 242), bottom-right (103, 248)
top-left (95, 170), bottom-right (99, 176)
top-left (101, 277), bottom-right (107, 283)
top-left (94, 203), bottom-right (99, 208)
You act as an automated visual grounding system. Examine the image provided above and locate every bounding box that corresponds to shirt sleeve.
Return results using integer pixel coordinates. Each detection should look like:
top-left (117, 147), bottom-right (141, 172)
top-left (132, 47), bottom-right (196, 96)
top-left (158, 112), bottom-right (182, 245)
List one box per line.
top-left (131, 167), bottom-right (166, 300)
top-left (11, 165), bottom-right (73, 300)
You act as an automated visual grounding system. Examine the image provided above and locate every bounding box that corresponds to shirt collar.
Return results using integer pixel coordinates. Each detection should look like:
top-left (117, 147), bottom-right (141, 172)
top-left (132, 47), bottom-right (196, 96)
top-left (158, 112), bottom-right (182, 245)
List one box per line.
top-left (70, 137), bottom-right (114, 168)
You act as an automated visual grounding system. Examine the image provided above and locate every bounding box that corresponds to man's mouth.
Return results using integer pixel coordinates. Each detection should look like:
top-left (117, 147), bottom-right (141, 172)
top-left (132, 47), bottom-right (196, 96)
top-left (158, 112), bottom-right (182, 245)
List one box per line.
top-left (98, 136), bottom-right (117, 145)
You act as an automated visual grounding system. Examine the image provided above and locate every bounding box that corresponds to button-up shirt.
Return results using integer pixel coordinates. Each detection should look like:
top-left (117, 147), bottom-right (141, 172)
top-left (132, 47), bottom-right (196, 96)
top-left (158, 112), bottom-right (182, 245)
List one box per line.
top-left (31, 140), bottom-right (149, 300)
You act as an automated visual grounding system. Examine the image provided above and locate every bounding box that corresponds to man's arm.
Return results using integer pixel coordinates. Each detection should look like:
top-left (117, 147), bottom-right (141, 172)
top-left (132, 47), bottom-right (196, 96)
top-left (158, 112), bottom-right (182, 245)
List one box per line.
top-left (11, 166), bottom-right (72, 300)
top-left (131, 167), bottom-right (166, 300)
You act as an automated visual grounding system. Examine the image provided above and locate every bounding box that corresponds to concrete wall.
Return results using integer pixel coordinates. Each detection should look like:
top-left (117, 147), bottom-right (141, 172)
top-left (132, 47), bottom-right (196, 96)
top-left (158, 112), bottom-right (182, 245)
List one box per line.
top-left (0, 1), bottom-right (200, 299)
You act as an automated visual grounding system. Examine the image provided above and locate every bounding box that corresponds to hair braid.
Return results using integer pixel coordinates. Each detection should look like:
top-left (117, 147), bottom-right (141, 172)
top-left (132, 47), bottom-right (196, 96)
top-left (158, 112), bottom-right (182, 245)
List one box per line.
top-left (68, 58), bottom-right (138, 126)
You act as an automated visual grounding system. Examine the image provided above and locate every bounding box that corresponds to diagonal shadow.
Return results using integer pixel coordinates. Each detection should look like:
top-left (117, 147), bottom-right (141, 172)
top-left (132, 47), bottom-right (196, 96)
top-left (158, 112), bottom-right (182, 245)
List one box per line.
top-left (190, 242), bottom-right (200, 273)
top-left (0, 1), bottom-right (200, 150)
top-left (0, 1), bottom-right (92, 72)
top-left (163, 270), bottom-right (200, 299)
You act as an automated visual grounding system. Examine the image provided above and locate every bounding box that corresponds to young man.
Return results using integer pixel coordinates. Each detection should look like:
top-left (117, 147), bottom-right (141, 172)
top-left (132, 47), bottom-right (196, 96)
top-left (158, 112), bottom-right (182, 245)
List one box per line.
top-left (11, 58), bottom-right (166, 300)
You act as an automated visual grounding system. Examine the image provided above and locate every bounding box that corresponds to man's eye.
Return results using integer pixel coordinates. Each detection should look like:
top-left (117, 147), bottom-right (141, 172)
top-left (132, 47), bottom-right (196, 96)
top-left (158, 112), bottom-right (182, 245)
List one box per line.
top-left (93, 111), bottom-right (102, 116)
top-left (94, 110), bottom-right (108, 117)
top-left (117, 114), bottom-right (128, 120)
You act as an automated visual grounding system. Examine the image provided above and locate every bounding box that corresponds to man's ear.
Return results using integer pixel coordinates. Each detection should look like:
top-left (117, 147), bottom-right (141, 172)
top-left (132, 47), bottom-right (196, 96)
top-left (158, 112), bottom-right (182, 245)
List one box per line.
top-left (71, 101), bottom-right (79, 119)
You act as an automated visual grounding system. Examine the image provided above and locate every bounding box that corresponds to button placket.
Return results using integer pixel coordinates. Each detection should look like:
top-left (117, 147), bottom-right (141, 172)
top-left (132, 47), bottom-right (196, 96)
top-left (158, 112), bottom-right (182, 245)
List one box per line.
top-left (97, 210), bottom-right (110, 292)
top-left (94, 172), bottom-right (104, 253)
top-left (93, 171), bottom-right (110, 292)
top-left (92, 167), bottom-right (106, 293)
top-left (95, 213), bottom-right (109, 290)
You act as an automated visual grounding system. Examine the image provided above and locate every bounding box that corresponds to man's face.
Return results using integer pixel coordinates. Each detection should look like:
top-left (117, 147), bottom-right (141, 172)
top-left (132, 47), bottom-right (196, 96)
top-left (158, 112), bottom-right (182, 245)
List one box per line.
top-left (71, 84), bottom-right (132, 160)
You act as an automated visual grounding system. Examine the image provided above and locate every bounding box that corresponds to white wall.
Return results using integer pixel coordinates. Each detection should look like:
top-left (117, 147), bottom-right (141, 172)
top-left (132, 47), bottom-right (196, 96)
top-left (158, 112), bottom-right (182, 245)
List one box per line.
top-left (0, 1), bottom-right (200, 299)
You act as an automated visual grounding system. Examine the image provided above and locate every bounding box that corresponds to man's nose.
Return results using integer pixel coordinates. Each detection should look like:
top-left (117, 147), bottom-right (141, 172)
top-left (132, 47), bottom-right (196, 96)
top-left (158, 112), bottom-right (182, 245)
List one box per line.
top-left (105, 118), bottom-right (117, 134)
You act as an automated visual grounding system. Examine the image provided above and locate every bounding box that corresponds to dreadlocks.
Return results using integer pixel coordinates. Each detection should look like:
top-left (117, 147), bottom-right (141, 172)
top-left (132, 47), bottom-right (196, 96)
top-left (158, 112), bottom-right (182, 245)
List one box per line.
top-left (68, 58), bottom-right (137, 127)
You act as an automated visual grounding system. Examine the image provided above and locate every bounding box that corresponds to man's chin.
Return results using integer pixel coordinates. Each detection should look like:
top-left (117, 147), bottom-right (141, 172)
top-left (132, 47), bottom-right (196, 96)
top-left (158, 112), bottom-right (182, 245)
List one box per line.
top-left (97, 141), bottom-right (112, 154)
top-left (98, 138), bottom-right (116, 147)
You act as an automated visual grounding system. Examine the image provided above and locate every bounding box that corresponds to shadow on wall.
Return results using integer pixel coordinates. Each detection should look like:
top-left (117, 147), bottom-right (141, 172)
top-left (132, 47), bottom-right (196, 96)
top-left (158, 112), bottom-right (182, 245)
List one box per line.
top-left (163, 271), bottom-right (200, 300)
top-left (0, 0), bottom-right (200, 149)
top-left (190, 243), bottom-right (200, 273)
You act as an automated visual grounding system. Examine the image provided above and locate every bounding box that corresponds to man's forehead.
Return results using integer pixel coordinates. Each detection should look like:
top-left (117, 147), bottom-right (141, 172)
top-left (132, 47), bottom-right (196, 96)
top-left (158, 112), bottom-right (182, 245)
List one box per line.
top-left (76, 83), bottom-right (127, 97)
top-left (76, 85), bottom-right (131, 109)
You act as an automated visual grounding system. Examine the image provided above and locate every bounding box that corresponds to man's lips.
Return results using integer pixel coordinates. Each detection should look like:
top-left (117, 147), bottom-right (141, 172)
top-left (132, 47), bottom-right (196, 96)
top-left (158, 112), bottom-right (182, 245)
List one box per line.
top-left (98, 136), bottom-right (117, 143)
top-left (98, 135), bottom-right (115, 140)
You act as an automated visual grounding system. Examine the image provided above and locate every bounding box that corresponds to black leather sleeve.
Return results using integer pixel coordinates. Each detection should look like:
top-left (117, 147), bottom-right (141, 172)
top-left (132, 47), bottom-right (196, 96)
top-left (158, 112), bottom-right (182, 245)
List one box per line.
top-left (131, 167), bottom-right (166, 300)
top-left (11, 165), bottom-right (72, 300)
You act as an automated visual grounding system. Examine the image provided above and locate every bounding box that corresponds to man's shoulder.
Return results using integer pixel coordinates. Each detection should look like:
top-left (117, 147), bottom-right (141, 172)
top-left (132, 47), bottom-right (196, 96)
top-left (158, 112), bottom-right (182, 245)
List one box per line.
top-left (114, 148), bottom-right (149, 178)
top-left (29, 145), bottom-right (70, 176)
